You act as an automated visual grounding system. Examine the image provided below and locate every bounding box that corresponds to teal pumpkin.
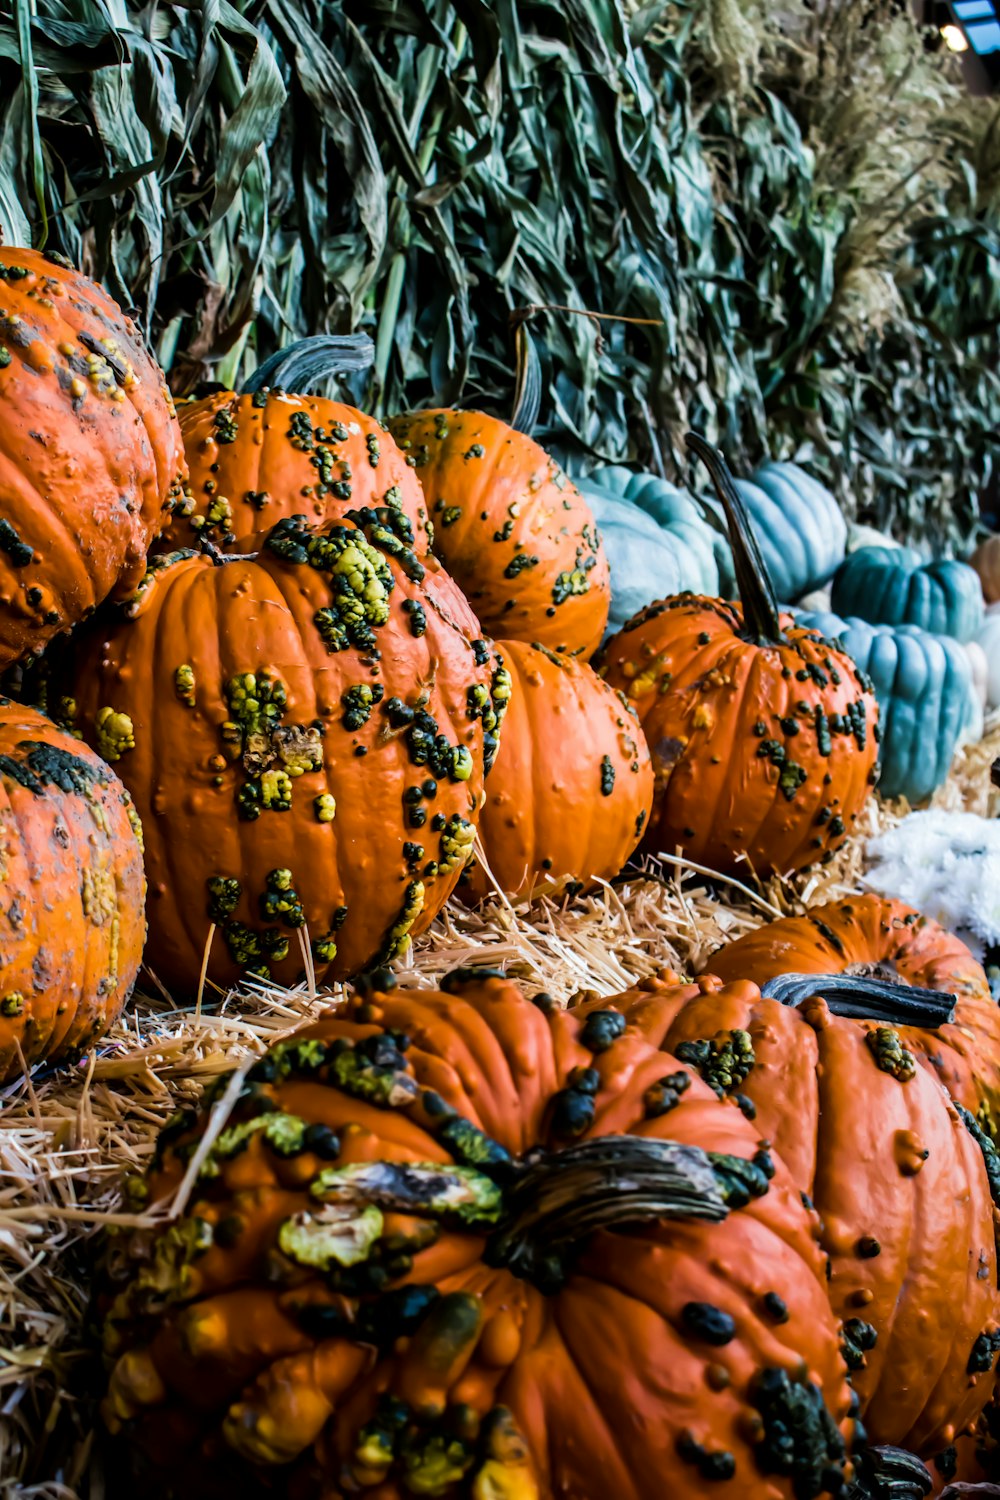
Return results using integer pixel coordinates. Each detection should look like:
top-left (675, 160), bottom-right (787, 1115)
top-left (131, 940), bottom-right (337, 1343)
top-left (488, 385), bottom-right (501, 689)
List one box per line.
top-left (831, 546), bottom-right (984, 643)
top-left (578, 466), bottom-right (721, 633)
top-left (713, 461), bottom-right (845, 606)
top-left (797, 609), bottom-right (978, 803)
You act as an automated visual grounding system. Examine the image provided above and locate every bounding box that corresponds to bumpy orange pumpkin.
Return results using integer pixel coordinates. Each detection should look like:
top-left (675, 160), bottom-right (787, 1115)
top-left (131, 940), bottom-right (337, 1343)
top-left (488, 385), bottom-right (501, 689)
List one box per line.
top-left (165, 387), bottom-right (431, 555)
top-left (586, 971), bottom-right (1000, 1456)
top-left (387, 410), bottom-right (610, 656)
top-left (0, 246), bottom-right (186, 668)
top-left (600, 437), bottom-right (879, 877)
top-left (704, 894), bottom-right (1000, 1136)
top-left (463, 639), bottom-right (653, 901)
top-left (0, 697), bottom-right (145, 1079)
top-left (59, 513), bottom-right (507, 995)
top-left (101, 971), bottom-right (857, 1499)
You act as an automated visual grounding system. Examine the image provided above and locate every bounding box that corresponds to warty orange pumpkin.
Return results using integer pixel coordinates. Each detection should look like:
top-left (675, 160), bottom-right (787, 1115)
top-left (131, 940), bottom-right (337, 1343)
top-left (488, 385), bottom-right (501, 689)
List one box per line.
top-left (463, 638), bottom-right (653, 902)
top-left (0, 697), bottom-right (145, 1080)
top-left (703, 894), bottom-right (1000, 1138)
top-left (599, 436), bottom-right (879, 878)
top-left (583, 970), bottom-right (1000, 1459)
top-left (166, 368), bottom-right (432, 556)
top-left (0, 246), bottom-right (187, 669)
top-left (100, 970), bottom-right (858, 1499)
top-left (387, 409), bottom-right (610, 657)
top-left (57, 511), bottom-right (508, 996)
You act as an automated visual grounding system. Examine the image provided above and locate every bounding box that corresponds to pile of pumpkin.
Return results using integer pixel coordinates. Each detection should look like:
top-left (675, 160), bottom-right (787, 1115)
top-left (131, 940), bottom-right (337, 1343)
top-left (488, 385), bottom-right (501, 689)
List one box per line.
top-left (3, 247), bottom-right (1000, 1497)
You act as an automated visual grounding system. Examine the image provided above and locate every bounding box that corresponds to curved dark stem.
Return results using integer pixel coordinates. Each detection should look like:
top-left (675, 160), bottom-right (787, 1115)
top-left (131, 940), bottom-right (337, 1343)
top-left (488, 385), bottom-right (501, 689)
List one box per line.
top-left (761, 972), bottom-right (956, 1027)
top-left (509, 316), bottom-right (543, 435)
top-left (240, 334), bottom-right (375, 396)
top-left (485, 1137), bottom-right (734, 1291)
top-left (847, 1445), bottom-right (932, 1499)
top-left (685, 432), bottom-right (783, 644)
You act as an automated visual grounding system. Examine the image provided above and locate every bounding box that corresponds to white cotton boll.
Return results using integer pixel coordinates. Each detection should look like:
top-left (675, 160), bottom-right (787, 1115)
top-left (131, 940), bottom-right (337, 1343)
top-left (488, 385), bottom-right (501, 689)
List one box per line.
top-left (863, 809), bottom-right (1000, 957)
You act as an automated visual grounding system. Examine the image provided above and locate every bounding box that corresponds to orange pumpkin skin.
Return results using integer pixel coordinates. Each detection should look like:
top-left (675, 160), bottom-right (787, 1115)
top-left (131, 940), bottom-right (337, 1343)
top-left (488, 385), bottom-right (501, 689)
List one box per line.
top-left (704, 894), bottom-right (1000, 1132)
top-left (599, 600), bottom-right (880, 877)
top-left (971, 536), bottom-right (1000, 606)
top-left (0, 698), bottom-right (145, 1080)
top-left (62, 519), bottom-right (505, 995)
top-left (0, 247), bottom-right (186, 669)
top-left (165, 391), bottom-right (432, 555)
top-left (101, 975), bottom-right (857, 1499)
top-left (463, 639), bottom-right (653, 901)
top-left (387, 410), bottom-right (610, 656)
top-left (589, 972), bottom-right (1000, 1455)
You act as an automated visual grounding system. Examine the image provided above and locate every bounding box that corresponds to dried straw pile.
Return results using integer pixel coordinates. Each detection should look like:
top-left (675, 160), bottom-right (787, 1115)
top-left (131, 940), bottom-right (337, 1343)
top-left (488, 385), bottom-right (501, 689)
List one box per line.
top-left (4, 715), bottom-right (999, 1499)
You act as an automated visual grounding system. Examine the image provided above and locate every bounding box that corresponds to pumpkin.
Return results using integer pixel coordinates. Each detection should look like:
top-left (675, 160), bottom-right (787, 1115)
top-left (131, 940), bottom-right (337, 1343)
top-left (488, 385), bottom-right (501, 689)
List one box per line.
top-left (971, 535), bottom-right (1000, 607)
top-left (797, 611), bottom-right (977, 804)
top-left (973, 614), bottom-right (1000, 710)
top-left (0, 246), bottom-right (187, 670)
top-left (702, 893), bottom-right (1000, 1136)
top-left (583, 970), bottom-right (1000, 1455)
top-left (599, 436), bottom-right (879, 879)
top-left (100, 970), bottom-right (858, 1499)
top-left (576, 466), bottom-right (723, 633)
top-left (166, 375), bottom-right (432, 557)
top-left (731, 461), bottom-right (847, 604)
top-left (832, 548), bottom-right (984, 644)
top-left (0, 697), bottom-right (145, 1080)
top-left (463, 639), bottom-right (653, 901)
top-left (387, 410), bottom-right (610, 657)
top-left (58, 513), bottom-right (507, 996)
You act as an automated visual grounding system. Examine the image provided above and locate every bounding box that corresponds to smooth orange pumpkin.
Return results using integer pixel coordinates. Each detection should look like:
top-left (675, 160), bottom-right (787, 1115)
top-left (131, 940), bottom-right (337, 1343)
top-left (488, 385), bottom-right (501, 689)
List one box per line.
top-left (599, 437), bottom-right (879, 878)
top-left (0, 697), bottom-right (145, 1079)
top-left (387, 410), bottom-right (610, 656)
top-left (165, 389), bottom-right (432, 555)
top-left (584, 971), bottom-right (1000, 1457)
top-left (704, 894), bottom-right (1000, 1136)
top-left (463, 639), bottom-right (653, 901)
top-left (101, 971), bottom-right (857, 1498)
top-left (0, 246), bottom-right (186, 669)
top-left (59, 513), bottom-right (507, 996)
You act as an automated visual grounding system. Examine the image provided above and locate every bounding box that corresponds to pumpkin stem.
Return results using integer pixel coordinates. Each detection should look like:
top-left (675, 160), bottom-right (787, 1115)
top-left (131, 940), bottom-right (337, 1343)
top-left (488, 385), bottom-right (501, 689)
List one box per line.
top-left (240, 335), bottom-right (375, 397)
top-left (685, 433), bottom-right (783, 644)
top-left (760, 972), bottom-right (956, 1027)
top-left (846, 1444), bottom-right (931, 1499)
top-left (486, 1137), bottom-right (765, 1291)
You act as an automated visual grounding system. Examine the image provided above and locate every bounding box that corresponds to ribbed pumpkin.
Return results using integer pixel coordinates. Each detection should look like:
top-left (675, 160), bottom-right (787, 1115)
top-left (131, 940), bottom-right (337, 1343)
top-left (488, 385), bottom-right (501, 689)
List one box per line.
top-left (971, 535), bottom-right (1000, 607)
top-left (796, 610), bottom-right (978, 804)
top-left (166, 387), bottom-right (431, 556)
top-left (832, 548), bottom-right (984, 644)
top-left (599, 437), bottom-right (879, 878)
top-left (583, 971), bottom-right (1000, 1456)
top-left (387, 410), bottom-right (610, 656)
top-left (730, 461), bottom-right (847, 605)
top-left (59, 514), bottom-right (507, 995)
top-left (0, 697), bottom-right (145, 1080)
top-left (101, 971), bottom-right (858, 1500)
top-left (703, 894), bottom-right (1000, 1137)
top-left (576, 466), bottom-right (722, 633)
top-left (0, 246), bottom-right (186, 669)
top-left (463, 640), bottom-right (653, 901)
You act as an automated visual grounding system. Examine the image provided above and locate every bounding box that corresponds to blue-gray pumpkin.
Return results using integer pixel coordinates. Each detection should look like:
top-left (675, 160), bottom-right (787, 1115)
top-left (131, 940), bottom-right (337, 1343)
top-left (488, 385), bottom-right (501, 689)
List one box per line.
top-left (797, 609), bottom-right (978, 803)
top-left (578, 466), bottom-right (720, 634)
top-left (729, 461), bottom-right (847, 604)
top-left (831, 547), bottom-right (984, 643)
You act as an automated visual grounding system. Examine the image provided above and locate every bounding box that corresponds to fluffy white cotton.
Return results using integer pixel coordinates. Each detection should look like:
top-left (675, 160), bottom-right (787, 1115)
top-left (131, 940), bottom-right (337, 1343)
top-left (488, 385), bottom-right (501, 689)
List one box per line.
top-left (863, 809), bottom-right (1000, 961)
